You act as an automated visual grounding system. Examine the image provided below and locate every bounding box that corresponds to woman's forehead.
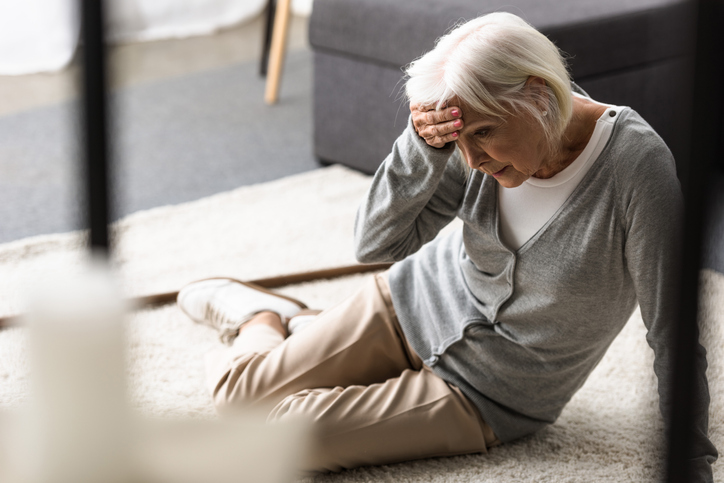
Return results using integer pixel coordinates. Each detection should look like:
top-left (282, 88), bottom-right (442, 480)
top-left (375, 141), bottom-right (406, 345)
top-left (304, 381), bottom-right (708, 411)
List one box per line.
top-left (459, 106), bottom-right (500, 125)
top-left (448, 97), bottom-right (499, 121)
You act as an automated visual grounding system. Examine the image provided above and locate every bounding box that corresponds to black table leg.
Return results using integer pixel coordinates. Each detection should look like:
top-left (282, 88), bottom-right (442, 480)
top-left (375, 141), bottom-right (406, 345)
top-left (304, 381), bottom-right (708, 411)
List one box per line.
top-left (80, 0), bottom-right (112, 255)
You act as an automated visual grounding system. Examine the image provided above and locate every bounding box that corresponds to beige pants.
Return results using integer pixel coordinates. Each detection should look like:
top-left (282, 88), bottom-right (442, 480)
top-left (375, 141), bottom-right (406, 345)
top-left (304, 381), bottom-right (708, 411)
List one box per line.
top-left (205, 272), bottom-right (498, 473)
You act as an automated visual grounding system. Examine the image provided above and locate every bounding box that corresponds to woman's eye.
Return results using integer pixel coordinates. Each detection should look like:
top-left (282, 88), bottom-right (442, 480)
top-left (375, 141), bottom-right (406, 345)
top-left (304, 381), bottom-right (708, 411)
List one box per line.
top-left (474, 129), bottom-right (490, 138)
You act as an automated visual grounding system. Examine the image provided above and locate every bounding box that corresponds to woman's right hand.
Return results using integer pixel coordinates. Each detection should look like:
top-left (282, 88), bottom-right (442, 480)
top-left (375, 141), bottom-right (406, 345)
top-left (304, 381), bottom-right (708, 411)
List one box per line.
top-left (410, 102), bottom-right (464, 149)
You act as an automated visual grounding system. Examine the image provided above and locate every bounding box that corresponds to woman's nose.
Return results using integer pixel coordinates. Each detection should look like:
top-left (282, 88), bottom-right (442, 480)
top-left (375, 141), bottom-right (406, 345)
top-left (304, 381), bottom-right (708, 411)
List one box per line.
top-left (466, 149), bottom-right (489, 170)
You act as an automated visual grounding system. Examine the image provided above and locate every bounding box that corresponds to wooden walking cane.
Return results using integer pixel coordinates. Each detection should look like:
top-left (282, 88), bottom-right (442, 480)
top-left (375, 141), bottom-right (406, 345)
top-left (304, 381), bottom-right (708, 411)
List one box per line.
top-left (0, 262), bottom-right (393, 329)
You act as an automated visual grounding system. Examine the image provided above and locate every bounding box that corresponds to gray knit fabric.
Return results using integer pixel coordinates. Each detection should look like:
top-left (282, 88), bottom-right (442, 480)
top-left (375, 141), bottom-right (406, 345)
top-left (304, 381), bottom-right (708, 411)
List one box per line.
top-left (354, 108), bottom-right (717, 479)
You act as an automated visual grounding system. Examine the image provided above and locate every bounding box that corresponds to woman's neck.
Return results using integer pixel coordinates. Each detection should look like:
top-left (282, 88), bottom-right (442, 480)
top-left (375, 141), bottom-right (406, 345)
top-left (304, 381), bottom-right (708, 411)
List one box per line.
top-left (536, 96), bottom-right (607, 179)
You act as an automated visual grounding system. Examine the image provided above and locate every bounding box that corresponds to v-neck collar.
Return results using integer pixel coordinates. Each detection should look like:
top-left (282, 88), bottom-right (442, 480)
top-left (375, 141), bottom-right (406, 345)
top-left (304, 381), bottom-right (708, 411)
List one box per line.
top-left (488, 107), bottom-right (625, 257)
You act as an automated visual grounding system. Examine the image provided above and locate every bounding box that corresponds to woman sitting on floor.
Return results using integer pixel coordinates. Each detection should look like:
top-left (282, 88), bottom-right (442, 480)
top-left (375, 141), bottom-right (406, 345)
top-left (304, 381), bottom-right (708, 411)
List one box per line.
top-left (177, 12), bottom-right (717, 479)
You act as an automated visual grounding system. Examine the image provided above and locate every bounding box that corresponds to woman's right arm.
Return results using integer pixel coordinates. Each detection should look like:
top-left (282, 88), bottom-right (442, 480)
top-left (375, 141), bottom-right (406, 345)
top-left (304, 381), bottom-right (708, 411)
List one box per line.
top-left (354, 110), bottom-right (468, 263)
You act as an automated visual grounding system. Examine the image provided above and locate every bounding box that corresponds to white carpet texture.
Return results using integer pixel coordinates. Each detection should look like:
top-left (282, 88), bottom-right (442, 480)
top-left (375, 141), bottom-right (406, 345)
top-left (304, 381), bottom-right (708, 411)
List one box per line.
top-left (0, 165), bottom-right (721, 481)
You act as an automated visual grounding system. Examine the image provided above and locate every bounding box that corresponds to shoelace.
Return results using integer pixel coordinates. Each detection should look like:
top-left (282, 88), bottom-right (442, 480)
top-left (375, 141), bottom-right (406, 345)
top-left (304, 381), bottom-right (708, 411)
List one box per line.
top-left (204, 302), bottom-right (246, 344)
top-left (203, 300), bottom-right (289, 345)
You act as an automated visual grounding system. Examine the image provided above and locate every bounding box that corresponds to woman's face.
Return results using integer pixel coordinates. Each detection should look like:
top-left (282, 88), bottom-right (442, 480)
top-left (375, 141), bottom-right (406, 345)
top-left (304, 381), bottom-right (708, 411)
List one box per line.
top-left (455, 105), bottom-right (549, 189)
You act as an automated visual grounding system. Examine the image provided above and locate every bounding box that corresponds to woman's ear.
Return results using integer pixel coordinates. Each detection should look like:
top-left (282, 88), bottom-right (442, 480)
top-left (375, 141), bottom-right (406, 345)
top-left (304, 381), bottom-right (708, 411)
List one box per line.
top-left (525, 76), bottom-right (549, 112)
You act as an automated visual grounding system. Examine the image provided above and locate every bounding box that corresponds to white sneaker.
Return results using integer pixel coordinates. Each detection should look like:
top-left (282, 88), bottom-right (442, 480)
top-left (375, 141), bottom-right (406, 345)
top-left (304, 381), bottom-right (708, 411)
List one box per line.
top-left (177, 278), bottom-right (306, 344)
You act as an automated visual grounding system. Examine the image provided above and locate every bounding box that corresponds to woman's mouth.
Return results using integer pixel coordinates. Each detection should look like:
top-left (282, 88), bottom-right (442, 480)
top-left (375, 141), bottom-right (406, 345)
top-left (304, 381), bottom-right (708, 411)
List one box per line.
top-left (492, 166), bottom-right (508, 178)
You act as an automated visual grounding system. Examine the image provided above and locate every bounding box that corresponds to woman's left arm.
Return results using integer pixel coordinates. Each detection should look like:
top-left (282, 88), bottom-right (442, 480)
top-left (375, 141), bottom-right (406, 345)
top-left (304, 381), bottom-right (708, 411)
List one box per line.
top-left (622, 146), bottom-right (718, 482)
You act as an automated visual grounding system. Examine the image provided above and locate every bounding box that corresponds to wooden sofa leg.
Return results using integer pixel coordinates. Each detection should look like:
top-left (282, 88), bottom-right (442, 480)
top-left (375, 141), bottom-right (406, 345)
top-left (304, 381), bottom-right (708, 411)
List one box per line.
top-left (264, 0), bottom-right (292, 104)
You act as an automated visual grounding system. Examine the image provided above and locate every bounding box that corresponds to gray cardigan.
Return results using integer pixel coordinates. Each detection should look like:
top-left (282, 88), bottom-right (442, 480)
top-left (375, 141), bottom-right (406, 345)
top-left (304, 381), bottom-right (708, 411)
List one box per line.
top-left (354, 108), bottom-right (717, 478)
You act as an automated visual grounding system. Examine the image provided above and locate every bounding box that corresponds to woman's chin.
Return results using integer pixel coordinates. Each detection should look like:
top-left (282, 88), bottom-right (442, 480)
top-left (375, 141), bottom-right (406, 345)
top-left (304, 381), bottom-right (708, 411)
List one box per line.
top-left (494, 176), bottom-right (526, 189)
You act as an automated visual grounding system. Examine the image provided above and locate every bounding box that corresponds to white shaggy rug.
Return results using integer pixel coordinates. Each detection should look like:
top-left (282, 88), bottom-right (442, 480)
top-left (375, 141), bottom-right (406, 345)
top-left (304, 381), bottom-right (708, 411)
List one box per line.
top-left (0, 165), bottom-right (721, 481)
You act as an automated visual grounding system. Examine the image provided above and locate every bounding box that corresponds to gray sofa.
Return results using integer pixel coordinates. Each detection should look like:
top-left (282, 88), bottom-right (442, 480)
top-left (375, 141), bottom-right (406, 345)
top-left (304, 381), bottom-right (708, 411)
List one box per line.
top-left (309, 0), bottom-right (696, 175)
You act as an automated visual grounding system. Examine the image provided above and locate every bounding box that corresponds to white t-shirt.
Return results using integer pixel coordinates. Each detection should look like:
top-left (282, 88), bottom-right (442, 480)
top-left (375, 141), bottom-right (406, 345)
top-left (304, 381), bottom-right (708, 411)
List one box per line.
top-left (498, 97), bottom-right (621, 251)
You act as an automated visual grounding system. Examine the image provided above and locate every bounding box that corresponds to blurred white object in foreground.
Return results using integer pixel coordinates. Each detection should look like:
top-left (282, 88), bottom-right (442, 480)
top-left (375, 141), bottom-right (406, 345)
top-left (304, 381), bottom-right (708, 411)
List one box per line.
top-left (22, 255), bottom-right (131, 483)
top-left (1, 255), bottom-right (309, 483)
top-left (135, 416), bottom-right (310, 483)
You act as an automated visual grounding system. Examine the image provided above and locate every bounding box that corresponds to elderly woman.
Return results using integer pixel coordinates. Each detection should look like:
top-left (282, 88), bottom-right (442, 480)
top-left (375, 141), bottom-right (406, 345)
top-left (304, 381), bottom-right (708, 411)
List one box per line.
top-left (178, 12), bottom-right (716, 479)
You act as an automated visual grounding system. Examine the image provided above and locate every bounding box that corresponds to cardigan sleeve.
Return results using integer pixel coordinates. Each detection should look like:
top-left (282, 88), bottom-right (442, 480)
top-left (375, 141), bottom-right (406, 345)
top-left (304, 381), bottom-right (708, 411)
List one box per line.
top-left (619, 139), bottom-right (718, 482)
top-left (354, 116), bottom-right (468, 263)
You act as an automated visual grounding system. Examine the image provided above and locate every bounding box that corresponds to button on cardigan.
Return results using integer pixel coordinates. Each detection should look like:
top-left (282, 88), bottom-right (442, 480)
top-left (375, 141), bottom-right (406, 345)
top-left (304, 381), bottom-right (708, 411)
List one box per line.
top-left (354, 108), bottom-right (717, 479)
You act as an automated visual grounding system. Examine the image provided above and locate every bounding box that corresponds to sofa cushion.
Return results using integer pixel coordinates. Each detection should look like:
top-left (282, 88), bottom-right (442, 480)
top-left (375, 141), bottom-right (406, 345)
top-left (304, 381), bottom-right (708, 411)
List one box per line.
top-left (309, 0), bottom-right (695, 78)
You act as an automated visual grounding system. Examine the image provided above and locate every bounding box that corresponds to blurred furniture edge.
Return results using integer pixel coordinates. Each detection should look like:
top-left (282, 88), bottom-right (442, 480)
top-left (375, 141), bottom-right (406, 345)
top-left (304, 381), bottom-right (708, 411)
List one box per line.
top-left (309, 0), bottom-right (696, 176)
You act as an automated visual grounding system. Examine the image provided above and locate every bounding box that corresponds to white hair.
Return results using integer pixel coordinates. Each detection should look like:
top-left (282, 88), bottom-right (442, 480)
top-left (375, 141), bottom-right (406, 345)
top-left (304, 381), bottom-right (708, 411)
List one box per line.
top-left (405, 12), bottom-right (573, 150)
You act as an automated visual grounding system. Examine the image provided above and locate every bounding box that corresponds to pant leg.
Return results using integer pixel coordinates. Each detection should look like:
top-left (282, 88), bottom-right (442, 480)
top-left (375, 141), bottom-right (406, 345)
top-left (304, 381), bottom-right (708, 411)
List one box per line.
top-left (204, 272), bottom-right (421, 414)
top-left (270, 365), bottom-right (495, 473)
top-left (203, 271), bottom-right (499, 472)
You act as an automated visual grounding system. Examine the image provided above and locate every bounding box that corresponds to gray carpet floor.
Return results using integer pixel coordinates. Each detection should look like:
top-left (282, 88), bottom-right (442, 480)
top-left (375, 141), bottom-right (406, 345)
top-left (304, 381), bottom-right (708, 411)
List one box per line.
top-left (0, 48), bottom-right (722, 274)
top-left (0, 50), bottom-right (318, 243)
